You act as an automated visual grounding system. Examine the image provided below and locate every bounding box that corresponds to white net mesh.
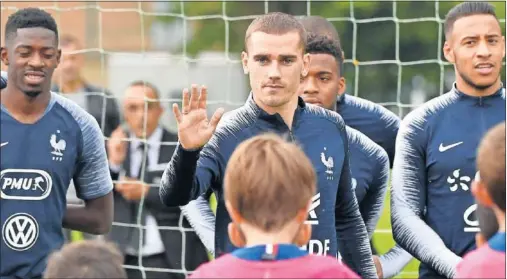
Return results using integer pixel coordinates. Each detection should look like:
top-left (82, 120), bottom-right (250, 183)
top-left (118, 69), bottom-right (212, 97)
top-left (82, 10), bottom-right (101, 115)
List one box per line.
top-left (1, 1), bottom-right (505, 279)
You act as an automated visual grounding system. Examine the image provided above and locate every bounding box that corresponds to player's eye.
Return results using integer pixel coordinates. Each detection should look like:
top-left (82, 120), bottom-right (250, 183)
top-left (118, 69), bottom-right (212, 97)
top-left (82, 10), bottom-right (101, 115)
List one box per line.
top-left (43, 52), bottom-right (55, 59)
top-left (464, 40), bottom-right (475, 46)
top-left (488, 38), bottom-right (498, 44)
top-left (255, 57), bottom-right (269, 65)
top-left (282, 58), bottom-right (294, 65)
top-left (18, 50), bottom-right (31, 57)
top-left (320, 76), bottom-right (330, 82)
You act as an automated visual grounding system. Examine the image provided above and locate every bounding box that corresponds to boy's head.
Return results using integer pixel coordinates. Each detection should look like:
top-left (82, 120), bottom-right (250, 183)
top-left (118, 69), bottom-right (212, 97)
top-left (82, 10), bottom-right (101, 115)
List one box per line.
top-left (475, 203), bottom-right (499, 247)
top-left (44, 240), bottom-right (127, 278)
top-left (224, 133), bottom-right (316, 247)
top-left (472, 122), bottom-right (506, 213)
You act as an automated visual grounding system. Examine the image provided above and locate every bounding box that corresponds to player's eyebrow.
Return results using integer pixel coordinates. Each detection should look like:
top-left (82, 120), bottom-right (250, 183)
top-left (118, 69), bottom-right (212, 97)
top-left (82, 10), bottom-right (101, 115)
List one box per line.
top-left (278, 54), bottom-right (297, 60)
top-left (318, 71), bottom-right (333, 75)
top-left (15, 45), bottom-right (56, 51)
top-left (460, 33), bottom-right (502, 41)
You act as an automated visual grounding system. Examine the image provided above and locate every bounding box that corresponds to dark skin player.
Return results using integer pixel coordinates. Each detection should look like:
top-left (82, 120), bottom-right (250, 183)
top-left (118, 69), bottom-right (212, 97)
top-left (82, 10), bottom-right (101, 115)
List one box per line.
top-left (0, 25), bottom-right (113, 235)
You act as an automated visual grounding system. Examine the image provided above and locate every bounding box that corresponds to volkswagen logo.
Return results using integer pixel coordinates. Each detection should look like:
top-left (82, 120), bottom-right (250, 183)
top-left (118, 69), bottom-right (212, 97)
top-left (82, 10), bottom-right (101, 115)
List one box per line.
top-left (2, 213), bottom-right (39, 251)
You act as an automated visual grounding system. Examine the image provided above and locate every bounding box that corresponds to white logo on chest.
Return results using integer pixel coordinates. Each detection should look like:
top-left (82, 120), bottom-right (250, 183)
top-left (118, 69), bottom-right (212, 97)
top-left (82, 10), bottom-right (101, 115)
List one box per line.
top-left (50, 130), bottom-right (66, 161)
top-left (447, 169), bottom-right (471, 192)
top-left (320, 147), bottom-right (334, 180)
top-left (3, 213), bottom-right (39, 251)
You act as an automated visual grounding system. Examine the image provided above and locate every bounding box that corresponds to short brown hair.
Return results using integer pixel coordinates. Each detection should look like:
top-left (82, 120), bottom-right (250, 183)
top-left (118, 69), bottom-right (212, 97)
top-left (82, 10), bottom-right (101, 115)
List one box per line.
top-left (244, 12), bottom-right (307, 53)
top-left (477, 122), bottom-right (506, 212)
top-left (44, 240), bottom-right (127, 279)
top-left (224, 133), bottom-right (316, 232)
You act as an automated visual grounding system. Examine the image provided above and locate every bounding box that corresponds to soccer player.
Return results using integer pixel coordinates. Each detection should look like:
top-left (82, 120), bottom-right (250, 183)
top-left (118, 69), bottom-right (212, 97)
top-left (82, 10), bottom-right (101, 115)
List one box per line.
top-left (160, 12), bottom-right (377, 278)
top-left (456, 122), bottom-right (505, 278)
top-left (0, 8), bottom-right (113, 279)
top-left (299, 16), bottom-right (400, 166)
top-left (299, 33), bottom-right (412, 279)
top-left (390, 2), bottom-right (505, 278)
top-left (189, 134), bottom-right (359, 278)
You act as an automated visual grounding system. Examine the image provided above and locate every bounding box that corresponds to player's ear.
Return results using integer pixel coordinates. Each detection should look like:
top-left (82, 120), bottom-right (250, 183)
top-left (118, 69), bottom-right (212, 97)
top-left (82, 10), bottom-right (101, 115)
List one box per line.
top-left (241, 51), bottom-right (249, 75)
top-left (501, 36), bottom-right (505, 58)
top-left (302, 53), bottom-right (310, 77)
top-left (471, 174), bottom-right (494, 207)
top-left (0, 47), bottom-right (9, 66)
top-left (338, 76), bottom-right (346, 95)
top-left (475, 232), bottom-right (487, 248)
top-left (443, 41), bottom-right (455, 63)
top-left (226, 200), bottom-right (243, 224)
top-left (56, 49), bottom-right (62, 65)
top-left (294, 200), bottom-right (312, 246)
top-left (228, 222), bottom-right (246, 248)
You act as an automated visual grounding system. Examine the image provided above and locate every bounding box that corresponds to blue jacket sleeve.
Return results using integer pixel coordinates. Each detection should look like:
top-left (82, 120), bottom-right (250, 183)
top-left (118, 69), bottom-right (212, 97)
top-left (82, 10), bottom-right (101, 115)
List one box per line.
top-left (385, 116), bottom-right (400, 168)
top-left (359, 149), bottom-right (389, 239)
top-left (391, 113), bottom-right (462, 278)
top-left (335, 124), bottom-right (378, 279)
top-left (159, 141), bottom-right (224, 207)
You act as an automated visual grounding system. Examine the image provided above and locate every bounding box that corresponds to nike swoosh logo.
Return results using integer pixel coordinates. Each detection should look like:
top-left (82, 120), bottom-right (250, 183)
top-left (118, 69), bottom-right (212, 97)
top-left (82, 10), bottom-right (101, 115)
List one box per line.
top-left (0, 142), bottom-right (8, 147)
top-left (439, 141), bottom-right (463, 152)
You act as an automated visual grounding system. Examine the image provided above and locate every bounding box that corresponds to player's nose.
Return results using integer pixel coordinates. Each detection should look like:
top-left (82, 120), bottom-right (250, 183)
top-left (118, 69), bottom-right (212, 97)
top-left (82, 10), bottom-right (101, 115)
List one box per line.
top-left (476, 40), bottom-right (492, 58)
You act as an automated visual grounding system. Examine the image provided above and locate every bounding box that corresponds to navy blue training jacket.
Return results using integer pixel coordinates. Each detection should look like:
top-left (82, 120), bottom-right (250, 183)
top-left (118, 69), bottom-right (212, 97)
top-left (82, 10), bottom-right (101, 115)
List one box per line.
top-left (391, 84), bottom-right (506, 279)
top-left (160, 95), bottom-right (377, 278)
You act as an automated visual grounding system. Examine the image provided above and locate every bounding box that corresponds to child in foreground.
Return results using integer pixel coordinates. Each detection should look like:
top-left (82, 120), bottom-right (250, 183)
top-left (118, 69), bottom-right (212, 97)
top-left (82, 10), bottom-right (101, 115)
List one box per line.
top-left (456, 122), bottom-right (506, 278)
top-left (189, 133), bottom-right (359, 278)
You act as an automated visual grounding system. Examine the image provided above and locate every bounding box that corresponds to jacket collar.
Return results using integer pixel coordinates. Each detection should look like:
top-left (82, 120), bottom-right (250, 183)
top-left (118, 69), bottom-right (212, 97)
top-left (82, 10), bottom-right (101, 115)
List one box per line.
top-left (245, 92), bottom-right (306, 129)
top-left (452, 82), bottom-right (504, 106)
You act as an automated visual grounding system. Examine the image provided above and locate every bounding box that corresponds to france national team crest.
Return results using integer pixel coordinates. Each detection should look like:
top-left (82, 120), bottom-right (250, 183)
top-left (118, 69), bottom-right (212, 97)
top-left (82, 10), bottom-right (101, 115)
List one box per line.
top-left (50, 130), bottom-right (66, 161)
top-left (320, 147), bottom-right (334, 180)
top-left (2, 213), bottom-right (39, 251)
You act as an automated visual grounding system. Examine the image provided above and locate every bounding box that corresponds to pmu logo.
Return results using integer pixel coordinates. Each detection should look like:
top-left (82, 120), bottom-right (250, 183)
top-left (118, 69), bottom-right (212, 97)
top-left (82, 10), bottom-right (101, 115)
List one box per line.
top-left (1, 169), bottom-right (52, 200)
top-left (2, 213), bottom-right (39, 251)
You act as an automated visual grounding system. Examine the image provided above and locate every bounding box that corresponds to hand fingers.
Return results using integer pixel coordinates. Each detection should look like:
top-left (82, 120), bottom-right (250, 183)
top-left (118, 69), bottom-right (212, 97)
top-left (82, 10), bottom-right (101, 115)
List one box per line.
top-left (198, 85), bottom-right (207, 110)
top-left (182, 88), bottom-right (190, 114)
top-left (208, 107), bottom-right (225, 130)
top-left (190, 84), bottom-right (199, 110)
top-left (173, 103), bottom-right (182, 123)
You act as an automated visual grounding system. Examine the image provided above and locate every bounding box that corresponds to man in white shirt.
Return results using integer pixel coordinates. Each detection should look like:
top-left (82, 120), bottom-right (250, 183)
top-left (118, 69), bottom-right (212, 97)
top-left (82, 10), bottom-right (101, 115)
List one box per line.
top-left (107, 81), bottom-right (208, 279)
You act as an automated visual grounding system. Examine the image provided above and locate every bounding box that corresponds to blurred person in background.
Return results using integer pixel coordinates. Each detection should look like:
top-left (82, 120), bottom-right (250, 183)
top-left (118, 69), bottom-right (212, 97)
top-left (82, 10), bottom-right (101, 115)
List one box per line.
top-left (106, 81), bottom-right (208, 279)
top-left (44, 240), bottom-right (127, 279)
top-left (52, 34), bottom-right (120, 138)
top-left (390, 2), bottom-right (505, 278)
top-left (190, 134), bottom-right (359, 279)
top-left (51, 34), bottom-right (121, 241)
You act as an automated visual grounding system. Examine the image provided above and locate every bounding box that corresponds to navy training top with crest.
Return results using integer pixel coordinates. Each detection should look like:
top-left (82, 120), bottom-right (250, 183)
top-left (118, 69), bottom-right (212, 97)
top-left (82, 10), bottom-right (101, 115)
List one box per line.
top-left (0, 92), bottom-right (113, 279)
top-left (336, 93), bottom-right (400, 166)
top-left (160, 95), bottom-right (377, 278)
top-left (391, 85), bottom-right (506, 279)
top-left (346, 126), bottom-right (389, 239)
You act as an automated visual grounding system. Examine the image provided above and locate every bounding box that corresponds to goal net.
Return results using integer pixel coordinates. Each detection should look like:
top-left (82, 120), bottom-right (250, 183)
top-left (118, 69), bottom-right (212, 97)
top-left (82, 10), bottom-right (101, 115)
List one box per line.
top-left (1, 1), bottom-right (505, 279)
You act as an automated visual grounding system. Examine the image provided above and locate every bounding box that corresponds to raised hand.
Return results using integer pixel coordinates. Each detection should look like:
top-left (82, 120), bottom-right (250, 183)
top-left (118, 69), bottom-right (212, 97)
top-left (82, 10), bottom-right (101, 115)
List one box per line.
top-left (173, 85), bottom-right (224, 150)
top-left (107, 127), bottom-right (128, 166)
